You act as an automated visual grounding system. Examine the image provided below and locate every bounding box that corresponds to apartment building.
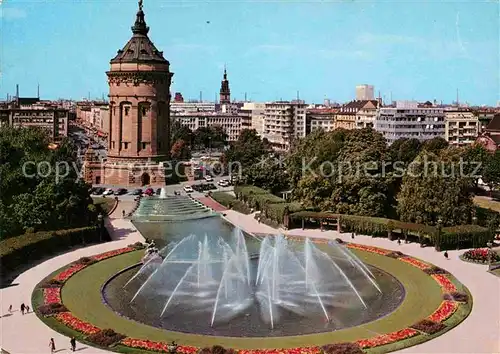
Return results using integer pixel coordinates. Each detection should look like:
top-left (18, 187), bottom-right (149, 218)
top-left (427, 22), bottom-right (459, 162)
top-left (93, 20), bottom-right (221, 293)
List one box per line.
top-left (306, 108), bottom-right (338, 133)
top-left (263, 100), bottom-right (306, 150)
top-left (175, 112), bottom-right (248, 142)
top-left (240, 102), bottom-right (266, 136)
top-left (444, 109), bottom-right (479, 146)
top-left (336, 100), bottom-right (379, 130)
top-left (476, 113), bottom-right (500, 152)
top-left (356, 84), bottom-right (375, 101)
top-left (0, 97), bottom-right (69, 141)
top-left (375, 101), bottom-right (445, 144)
top-left (170, 101), bottom-right (216, 114)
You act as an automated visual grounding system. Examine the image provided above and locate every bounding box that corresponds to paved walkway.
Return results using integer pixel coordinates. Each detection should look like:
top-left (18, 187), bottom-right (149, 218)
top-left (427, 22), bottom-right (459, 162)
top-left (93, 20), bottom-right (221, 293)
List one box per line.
top-left (1, 208), bottom-right (499, 354)
top-left (196, 197), bottom-right (228, 212)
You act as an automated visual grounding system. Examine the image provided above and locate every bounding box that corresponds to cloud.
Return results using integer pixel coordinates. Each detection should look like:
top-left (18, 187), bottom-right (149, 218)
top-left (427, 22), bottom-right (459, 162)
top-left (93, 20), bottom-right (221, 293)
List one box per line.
top-left (0, 7), bottom-right (27, 20)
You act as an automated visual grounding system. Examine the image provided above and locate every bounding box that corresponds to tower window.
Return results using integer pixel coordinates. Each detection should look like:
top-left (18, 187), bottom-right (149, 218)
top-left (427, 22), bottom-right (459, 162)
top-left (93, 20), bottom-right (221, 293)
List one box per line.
top-left (158, 142), bottom-right (161, 149)
top-left (124, 142), bottom-right (129, 149)
top-left (112, 141), bottom-right (115, 149)
top-left (141, 106), bottom-right (149, 116)
top-left (124, 107), bottom-right (130, 116)
top-left (142, 142), bottom-right (147, 149)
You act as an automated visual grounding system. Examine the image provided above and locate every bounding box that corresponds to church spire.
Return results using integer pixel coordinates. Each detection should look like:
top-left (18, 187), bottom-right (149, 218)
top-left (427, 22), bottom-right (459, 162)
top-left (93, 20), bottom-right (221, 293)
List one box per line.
top-left (219, 65), bottom-right (230, 105)
top-left (132, 0), bottom-right (150, 36)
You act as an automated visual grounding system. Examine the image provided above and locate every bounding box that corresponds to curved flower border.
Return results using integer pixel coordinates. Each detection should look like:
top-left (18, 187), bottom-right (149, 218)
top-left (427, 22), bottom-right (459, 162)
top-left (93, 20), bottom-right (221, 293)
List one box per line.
top-left (39, 241), bottom-right (469, 354)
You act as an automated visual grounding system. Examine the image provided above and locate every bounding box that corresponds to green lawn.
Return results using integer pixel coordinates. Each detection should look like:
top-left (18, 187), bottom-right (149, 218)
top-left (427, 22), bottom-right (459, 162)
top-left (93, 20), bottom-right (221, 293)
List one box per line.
top-left (32, 248), bottom-right (472, 353)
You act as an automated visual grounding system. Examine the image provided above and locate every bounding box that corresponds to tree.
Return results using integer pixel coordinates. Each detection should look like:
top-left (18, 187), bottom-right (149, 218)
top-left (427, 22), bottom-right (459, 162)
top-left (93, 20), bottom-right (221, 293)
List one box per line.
top-left (0, 126), bottom-right (94, 239)
top-left (170, 139), bottom-right (191, 160)
top-left (244, 158), bottom-right (288, 194)
top-left (171, 121), bottom-right (193, 147)
top-left (482, 150), bottom-right (500, 191)
top-left (388, 138), bottom-right (422, 166)
top-left (422, 137), bottom-right (448, 153)
top-left (193, 126), bottom-right (228, 150)
top-left (397, 148), bottom-right (474, 226)
top-left (223, 129), bottom-right (270, 174)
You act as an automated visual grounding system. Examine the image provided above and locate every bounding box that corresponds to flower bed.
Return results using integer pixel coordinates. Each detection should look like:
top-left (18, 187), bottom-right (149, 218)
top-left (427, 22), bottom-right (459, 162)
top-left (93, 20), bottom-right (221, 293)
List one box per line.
top-left (53, 264), bottom-right (86, 282)
top-left (461, 248), bottom-right (500, 264)
top-left (43, 287), bottom-right (61, 304)
top-left (356, 328), bottom-right (419, 349)
top-left (93, 247), bottom-right (135, 261)
top-left (398, 257), bottom-right (430, 270)
top-left (121, 338), bottom-right (198, 354)
top-left (87, 329), bottom-right (126, 347)
top-left (55, 312), bottom-right (101, 335)
top-left (410, 319), bottom-right (446, 335)
top-left (37, 303), bottom-right (68, 316)
top-left (423, 266), bottom-right (448, 275)
top-left (346, 244), bottom-right (390, 255)
top-left (239, 348), bottom-right (321, 354)
top-left (427, 300), bottom-right (458, 323)
top-left (322, 343), bottom-right (363, 354)
top-left (431, 274), bottom-right (457, 292)
top-left (39, 279), bottom-right (63, 288)
top-left (75, 256), bottom-right (97, 266)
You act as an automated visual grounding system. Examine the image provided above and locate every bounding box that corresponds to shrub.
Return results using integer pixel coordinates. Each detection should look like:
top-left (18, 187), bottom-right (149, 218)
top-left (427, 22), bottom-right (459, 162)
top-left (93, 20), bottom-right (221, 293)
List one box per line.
top-left (443, 292), bottom-right (469, 303)
top-left (411, 319), bottom-right (446, 335)
top-left (211, 345), bottom-right (226, 354)
top-left (335, 238), bottom-right (344, 244)
top-left (439, 225), bottom-right (491, 250)
top-left (76, 257), bottom-right (97, 266)
top-left (231, 200), bottom-right (252, 214)
top-left (263, 202), bottom-right (304, 226)
top-left (0, 227), bottom-right (105, 275)
top-left (39, 279), bottom-right (63, 288)
top-left (25, 227), bottom-right (36, 234)
top-left (198, 348), bottom-right (212, 354)
top-left (386, 251), bottom-right (406, 259)
top-left (128, 242), bottom-right (146, 250)
top-left (322, 343), bottom-right (364, 354)
top-left (423, 266), bottom-right (448, 275)
top-left (38, 303), bottom-right (68, 316)
top-left (86, 328), bottom-right (125, 347)
top-left (210, 192), bottom-right (237, 208)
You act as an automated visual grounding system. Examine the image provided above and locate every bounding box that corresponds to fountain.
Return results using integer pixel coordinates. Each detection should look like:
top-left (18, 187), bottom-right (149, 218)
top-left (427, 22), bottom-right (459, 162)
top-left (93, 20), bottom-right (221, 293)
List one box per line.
top-left (125, 232), bottom-right (382, 329)
top-left (159, 188), bottom-right (168, 199)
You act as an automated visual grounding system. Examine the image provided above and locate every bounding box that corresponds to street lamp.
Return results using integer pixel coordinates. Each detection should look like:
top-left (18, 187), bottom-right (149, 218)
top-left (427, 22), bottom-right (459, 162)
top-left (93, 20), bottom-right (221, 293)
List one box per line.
top-left (435, 218), bottom-right (443, 251)
top-left (97, 213), bottom-right (103, 242)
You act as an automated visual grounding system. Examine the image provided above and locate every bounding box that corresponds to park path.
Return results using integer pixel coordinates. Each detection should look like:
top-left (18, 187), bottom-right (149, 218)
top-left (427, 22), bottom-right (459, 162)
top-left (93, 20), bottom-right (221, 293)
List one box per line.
top-left (1, 206), bottom-right (499, 354)
top-left (0, 203), bottom-right (143, 354)
top-left (196, 197), bottom-right (228, 212)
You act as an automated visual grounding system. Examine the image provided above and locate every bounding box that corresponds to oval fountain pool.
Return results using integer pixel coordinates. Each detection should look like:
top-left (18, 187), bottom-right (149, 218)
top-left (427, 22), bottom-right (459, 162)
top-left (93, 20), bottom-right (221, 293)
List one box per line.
top-left (102, 231), bottom-right (405, 337)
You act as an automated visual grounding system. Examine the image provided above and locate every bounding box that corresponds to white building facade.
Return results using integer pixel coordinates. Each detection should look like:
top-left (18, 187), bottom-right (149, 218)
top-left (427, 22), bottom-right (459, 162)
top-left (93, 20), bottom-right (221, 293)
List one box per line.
top-left (375, 101), bottom-right (445, 144)
top-left (263, 100), bottom-right (307, 150)
top-left (444, 109), bottom-right (479, 146)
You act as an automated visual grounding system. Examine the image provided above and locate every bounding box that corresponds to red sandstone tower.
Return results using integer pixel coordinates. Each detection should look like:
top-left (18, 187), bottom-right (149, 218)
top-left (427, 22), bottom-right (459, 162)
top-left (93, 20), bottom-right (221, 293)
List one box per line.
top-left (84, 0), bottom-right (173, 186)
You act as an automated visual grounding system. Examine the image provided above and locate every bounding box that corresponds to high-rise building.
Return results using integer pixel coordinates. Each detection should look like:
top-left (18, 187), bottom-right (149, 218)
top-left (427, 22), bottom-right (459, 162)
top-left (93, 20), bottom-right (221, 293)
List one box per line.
top-left (444, 108), bottom-right (479, 146)
top-left (84, 0), bottom-right (174, 186)
top-left (263, 100), bottom-right (306, 150)
top-left (356, 85), bottom-right (375, 101)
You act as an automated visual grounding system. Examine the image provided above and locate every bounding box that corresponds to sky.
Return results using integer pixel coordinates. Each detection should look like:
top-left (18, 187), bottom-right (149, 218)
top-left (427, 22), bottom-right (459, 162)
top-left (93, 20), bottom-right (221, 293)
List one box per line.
top-left (1, 0), bottom-right (499, 105)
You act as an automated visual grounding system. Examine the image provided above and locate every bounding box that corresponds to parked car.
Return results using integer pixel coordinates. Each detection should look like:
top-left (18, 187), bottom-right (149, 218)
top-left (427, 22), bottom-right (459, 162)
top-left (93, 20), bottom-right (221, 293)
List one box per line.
top-left (144, 188), bottom-right (154, 196)
top-left (114, 188), bottom-right (127, 195)
top-left (92, 187), bottom-right (105, 195)
top-left (156, 188), bottom-right (162, 195)
top-left (204, 175), bottom-right (213, 182)
top-left (218, 180), bottom-right (229, 187)
top-left (132, 189), bottom-right (143, 195)
top-left (103, 188), bottom-right (114, 196)
top-left (183, 185), bottom-right (194, 193)
top-left (192, 183), bottom-right (217, 192)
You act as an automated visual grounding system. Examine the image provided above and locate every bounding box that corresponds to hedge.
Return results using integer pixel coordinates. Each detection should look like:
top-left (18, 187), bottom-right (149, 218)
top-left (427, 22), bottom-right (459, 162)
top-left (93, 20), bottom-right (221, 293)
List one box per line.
top-left (0, 226), bottom-right (108, 276)
top-left (234, 185), bottom-right (285, 210)
top-left (210, 192), bottom-right (252, 215)
top-left (262, 202), bottom-right (305, 225)
top-left (437, 224), bottom-right (491, 250)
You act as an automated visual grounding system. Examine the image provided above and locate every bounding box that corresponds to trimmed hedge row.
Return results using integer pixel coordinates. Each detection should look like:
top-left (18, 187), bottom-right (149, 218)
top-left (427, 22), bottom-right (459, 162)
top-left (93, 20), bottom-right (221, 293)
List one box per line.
top-left (234, 185), bottom-right (285, 211)
top-left (210, 192), bottom-right (252, 215)
top-left (0, 226), bottom-right (108, 276)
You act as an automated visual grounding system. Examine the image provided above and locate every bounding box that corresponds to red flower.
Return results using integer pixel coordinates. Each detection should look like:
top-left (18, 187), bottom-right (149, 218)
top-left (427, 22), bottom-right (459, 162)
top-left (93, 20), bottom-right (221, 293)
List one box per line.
top-left (431, 274), bottom-right (457, 293)
top-left (428, 300), bottom-right (458, 322)
top-left (346, 244), bottom-right (390, 255)
top-left (398, 257), bottom-right (430, 270)
top-left (356, 328), bottom-right (418, 349)
top-left (93, 247), bottom-right (134, 261)
top-left (53, 264), bottom-right (86, 282)
top-left (43, 288), bottom-right (61, 304)
top-left (55, 313), bottom-right (100, 335)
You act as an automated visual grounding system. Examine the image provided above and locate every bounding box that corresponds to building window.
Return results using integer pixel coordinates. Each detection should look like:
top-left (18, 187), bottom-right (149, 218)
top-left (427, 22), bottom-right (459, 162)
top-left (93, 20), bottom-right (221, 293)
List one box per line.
top-left (124, 142), bottom-right (129, 149)
top-left (142, 142), bottom-right (147, 149)
top-left (141, 106), bottom-right (149, 117)
top-left (112, 141), bottom-right (115, 149)
top-left (124, 107), bottom-right (130, 116)
top-left (158, 142), bottom-right (161, 149)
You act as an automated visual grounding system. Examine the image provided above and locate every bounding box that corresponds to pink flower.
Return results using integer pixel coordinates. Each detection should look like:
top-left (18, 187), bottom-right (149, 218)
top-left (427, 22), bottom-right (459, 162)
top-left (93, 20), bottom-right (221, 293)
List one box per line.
top-left (399, 257), bottom-right (430, 270)
top-left (93, 247), bottom-right (134, 261)
top-left (54, 264), bottom-right (86, 282)
top-left (432, 274), bottom-right (457, 292)
top-left (43, 288), bottom-right (61, 304)
top-left (428, 300), bottom-right (458, 322)
top-left (55, 313), bottom-right (100, 335)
